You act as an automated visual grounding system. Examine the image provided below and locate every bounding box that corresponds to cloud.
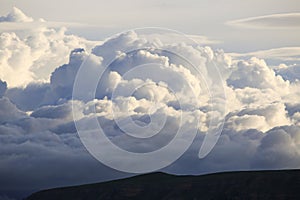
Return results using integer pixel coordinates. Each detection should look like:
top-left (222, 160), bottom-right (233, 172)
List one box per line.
top-left (0, 7), bottom-right (95, 32)
top-left (251, 126), bottom-right (300, 169)
top-left (0, 80), bottom-right (7, 98)
top-left (31, 103), bottom-right (73, 120)
top-left (5, 48), bottom-right (89, 111)
top-left (50, 48), bottom-right (88, 99)
top-left (0, 97), bottom-right (26, 124)
top-left (227, 13), bottom-right (300, 29)
top-left (0, 7), bottom-right (33, 22)
top-left (225, 102), bottom-right (291, 132)
top-left (229, 47), bottom-right (300, 62)
top-left (0, 7), bottom-right (300, 199)
top-left (6, 83), bottom-right (52, 111)
top-left (187, 34), bottom-right (221, 45)
top-left (227, 57), bottom-right (289, 93)
top-left (274, 64), bottom-right (300, 82)
top-left (0, 29), bottom-right (96, 87)
top-left (137, 33), bottom-right (221, 45)
top-left (0, 8), bottom-right (97, 88)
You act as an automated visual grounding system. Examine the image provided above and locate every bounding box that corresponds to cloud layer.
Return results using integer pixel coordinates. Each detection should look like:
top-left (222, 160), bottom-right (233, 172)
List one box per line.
top-left (227, 13), bottom-right (300, 29)
top-left (229, 47), bottom-right (300, 63)
top-left (0, 8), bottom-right (300, 200)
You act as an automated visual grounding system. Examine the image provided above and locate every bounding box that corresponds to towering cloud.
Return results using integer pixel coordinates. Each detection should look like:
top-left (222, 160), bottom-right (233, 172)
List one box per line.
top-left (0, 8), bottom-right (96, 87)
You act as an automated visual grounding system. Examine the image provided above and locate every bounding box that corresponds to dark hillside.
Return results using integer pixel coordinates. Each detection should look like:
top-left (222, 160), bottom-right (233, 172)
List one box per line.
top-left (26, 170), bottom-right (300, 200)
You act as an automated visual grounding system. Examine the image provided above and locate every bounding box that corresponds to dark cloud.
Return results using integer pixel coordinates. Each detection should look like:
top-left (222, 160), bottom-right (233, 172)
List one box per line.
top-left (31, 104), bottom-right (72, 119)
top-left (0, 80), bottom-right (7, 98)
top-left (6, 83), bottom-right (52, 111)
top-left (0, 97), bottom-right (26, 124)
top-left (251, 126), bottom-right (300, 169)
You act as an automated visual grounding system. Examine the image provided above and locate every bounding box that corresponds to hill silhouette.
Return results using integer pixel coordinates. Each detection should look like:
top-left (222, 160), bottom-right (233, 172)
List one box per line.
top-left (26, 169), bottom-right (300, 200)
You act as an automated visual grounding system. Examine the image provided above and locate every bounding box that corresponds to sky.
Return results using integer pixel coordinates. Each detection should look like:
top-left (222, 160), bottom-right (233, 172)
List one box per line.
top-left (1, 0), bottom-right (300, 51)
top-left (0, 1), bottom-right (300, 200)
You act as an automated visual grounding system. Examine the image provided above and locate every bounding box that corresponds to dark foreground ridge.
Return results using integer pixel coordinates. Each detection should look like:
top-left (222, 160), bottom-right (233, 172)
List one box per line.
top-left (26, 169), bottom-right (300, 200)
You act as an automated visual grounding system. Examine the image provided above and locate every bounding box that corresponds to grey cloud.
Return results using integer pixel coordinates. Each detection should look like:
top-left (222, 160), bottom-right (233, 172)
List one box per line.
top-left (0, 97), bottom-right (26, 124)
top-left (6, 83), bottom-right (52, 111)
top-left (50, 48), bottom-right (87, 100)
top-left (0, 130), bottom-right (127, 192)
top-left (275, 64), bottom-right (300, 82)
top-left (31, 104), bottom-right (72, 119)
top-left (251, 126), bottom-right (300, 169)
top-left (0, 80), bottom-right (7, 98)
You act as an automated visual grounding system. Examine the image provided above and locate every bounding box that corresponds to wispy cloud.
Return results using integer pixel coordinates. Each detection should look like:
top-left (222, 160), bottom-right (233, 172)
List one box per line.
top-left (226, 13), bottom-right (300, 29)
top-left (139, 33), bottom-right (221, 45)
top-left (0, 21), bottom-right (96, 31)
top-left (0, 7), bottom-right (103, 31)
top-left (187, 34), bottom-right (222, 45)
top-left (0, 21), bottom-right (98, 31)
top-left (229, 47), bottom-right (300, 61)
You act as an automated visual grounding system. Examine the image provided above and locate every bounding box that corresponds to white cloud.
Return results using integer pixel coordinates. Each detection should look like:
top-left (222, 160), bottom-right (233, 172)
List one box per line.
top-left (227, 57), bottom-right (289, 94)
top-left (227, 13), bottom-right (300, 29)
top-left (0, 8), bottom-right (97, 88)
top-left (0, 7), bottom-right (33, 22)
top-left (225, 102), bottom-right (291, 132)
top-left (0, 29), bottom-right (96, 87)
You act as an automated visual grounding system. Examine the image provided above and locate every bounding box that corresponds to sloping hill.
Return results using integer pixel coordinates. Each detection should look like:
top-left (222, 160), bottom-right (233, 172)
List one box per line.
top-left (26, 170), bottom-right (300, 200)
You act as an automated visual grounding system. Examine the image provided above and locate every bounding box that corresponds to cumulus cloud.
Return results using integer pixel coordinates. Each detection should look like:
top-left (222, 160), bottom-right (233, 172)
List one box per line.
top-left (251, 126), bottom-right (300, 169)
top-left (1, 7), bottom-right (300, 199)
top-left (0, 7), bottom-right (33, 22)
top-left (227, 57), bottom-right (289, 94)
top-left (0, 8), bottom-right (97, 87)
top-left (227, 13), bottom-right (300, 29)
top-left (225, 102), bottom-right (291, 132)
top-left (50, 48), bottom-right (88, 99)
top-left (274, 64), bottom-right (300, 82)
